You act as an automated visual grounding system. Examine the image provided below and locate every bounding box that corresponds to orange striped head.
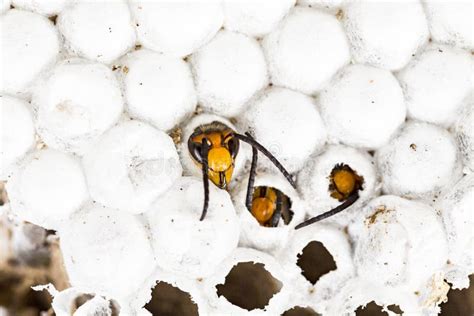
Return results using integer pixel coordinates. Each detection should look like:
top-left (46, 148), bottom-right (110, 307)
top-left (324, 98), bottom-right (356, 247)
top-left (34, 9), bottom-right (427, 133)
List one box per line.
top-left (251, 186), bottom-right (293, 227)
top-left (251, 186), bottom-right (278, 226)
top-left (328, 163), bottom-right (364, 201)
top-left (188, 122), bottom-right (239, 189)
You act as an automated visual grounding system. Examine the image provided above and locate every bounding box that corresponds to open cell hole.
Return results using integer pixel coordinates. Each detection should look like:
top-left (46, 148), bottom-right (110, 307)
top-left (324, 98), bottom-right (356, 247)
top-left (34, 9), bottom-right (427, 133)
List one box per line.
top-left (251, 186), bottom-right (294, 227)
top-left (296, 241), bottom-right (337, 285)
top-left (440, 274), bottom-right (474, 316)
top-left (0, 267), bottom-right (52, 315)
top-left (328, 163), bottom-right (364, 201)
top-left (355, 301), bottom-right (387, 316)
top-left (282, 306), bottom-right (321, 316)
top-left (145, 281), bottom-right (199, 316)
top-left (216, 262), bottom-right (282, 311)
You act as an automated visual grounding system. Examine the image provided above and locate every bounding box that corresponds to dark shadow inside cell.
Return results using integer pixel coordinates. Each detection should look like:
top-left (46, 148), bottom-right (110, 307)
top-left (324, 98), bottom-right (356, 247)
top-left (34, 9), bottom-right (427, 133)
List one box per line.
top-left (355, 301), bottom-right (388, 316)
top-left (440, 274), bottom-right (474, 316)
top-left (296, 241), bottom-right (337, 285)
top-left (145, 281), bottom-right (199, 316)
top-left (0, 268), bottom-right (52, 314)
top-left (387, 304), bottom-right (403, 314)
top-left (281, 306), bottom-right (321, 316)
top-left (216, 262), bottom-right (282, 311)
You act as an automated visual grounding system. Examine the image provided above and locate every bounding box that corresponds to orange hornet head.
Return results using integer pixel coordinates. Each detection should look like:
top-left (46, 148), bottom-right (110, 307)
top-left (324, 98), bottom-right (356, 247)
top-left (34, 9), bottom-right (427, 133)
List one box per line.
top-left (251, 186), bottom-right (277, 226)
top-left (188, 122), bottom-right (240, 189)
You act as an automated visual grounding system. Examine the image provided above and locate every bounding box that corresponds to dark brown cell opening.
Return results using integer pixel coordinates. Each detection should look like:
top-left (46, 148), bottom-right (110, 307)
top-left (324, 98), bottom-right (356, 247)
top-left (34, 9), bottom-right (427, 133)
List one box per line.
top-left (440, 274), bottom-right (474, 316)
top-left (0, 269), bottom-right (52, 314)
top-left (355, 301), bottom-right (388, 316)
top-left (296, 241), bottom-right (337, 285)
top-left (387, 304), bottom-right (403, 314)
top-left (282, 306), bottom-right (321, 316)
top-left (145, 281), bottom-right (199, 316)
top-left (328, 163), bottom-right (364, 202)
top-left (251, 186), bottom-right (294, 227)
top-left (216, 262), bottom-right (282, 311)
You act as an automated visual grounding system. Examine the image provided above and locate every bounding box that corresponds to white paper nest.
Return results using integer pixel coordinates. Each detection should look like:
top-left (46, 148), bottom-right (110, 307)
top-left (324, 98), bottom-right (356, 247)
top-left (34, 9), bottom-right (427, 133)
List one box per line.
top-left (1, 0), bottom-right (472, 315)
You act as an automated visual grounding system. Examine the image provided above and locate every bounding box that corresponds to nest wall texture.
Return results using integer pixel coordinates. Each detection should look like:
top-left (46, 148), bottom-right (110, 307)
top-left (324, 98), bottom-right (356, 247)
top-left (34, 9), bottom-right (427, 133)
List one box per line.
top-left (0, 0), bottom-right (473, 315)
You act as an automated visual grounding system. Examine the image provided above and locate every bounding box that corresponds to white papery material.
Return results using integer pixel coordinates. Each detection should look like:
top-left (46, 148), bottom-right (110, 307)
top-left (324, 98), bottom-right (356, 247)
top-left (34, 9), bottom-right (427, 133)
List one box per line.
top-left (33, 59), bottom-right (124, 155)
top-left (83, 120), bottom-right (182, 214)
top-left (117, 49), bottom-right (197, 131)
top-left (191, 30), bottom-right (268, 117)
top-left (377, 122), bottom-right (462, 200)
top-left (436, 174), bottom-right (474, 289)
top-left (424, 0), bottom-right (473, 50)
top-left (241, 87), bottom-right (326, 173)
top-left (319, 64), bottom-right (406, 149)
top-left (262, 7), bottom-right (350, 94)
top-left (6, 149), bottom-right (89, 230)
top-left (147, 177), bottom-right (240, 278)
top-left (223, 0), bottom-right (295, 37)
top-left (0, 95), bottom-right (35, 180)
top-left (58, 0), bottom-right (136, 64)
top-left (343, 0), bottom-right (429, 70)
top-left (1, 9), bottom-right (59, 95)
top-left (130, 0), bottom-right (223, 57)
top-left (398, 44), bottom-right (472, 127)
top-left (12, 0), bottom-right (67, 16)
top-left (59, 204), bottom-right (156, 303)
top-left (455, 93), bottom-right (474, 173)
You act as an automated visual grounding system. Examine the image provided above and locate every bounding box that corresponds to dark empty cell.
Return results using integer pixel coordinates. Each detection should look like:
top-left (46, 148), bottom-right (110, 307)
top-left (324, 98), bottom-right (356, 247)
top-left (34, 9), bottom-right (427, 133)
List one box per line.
top-left (355, 301), bottom-right (388, 316)
top-left (23, 287), bottom-right (53, 312)
top-left (216, 262), bottom-right (282, 311)
top-left (0, 271), bottom-right (22, 306)
top-left (440, 274), bottom-right (474, 316)
top-left (145, 282), bottom-right (198, 316)
top-left (296, 241), bottom-right (337, 285)
top-left (387, 304), bottom-right (403, 314)
top-left (282, 306), bottom-right (321, 316)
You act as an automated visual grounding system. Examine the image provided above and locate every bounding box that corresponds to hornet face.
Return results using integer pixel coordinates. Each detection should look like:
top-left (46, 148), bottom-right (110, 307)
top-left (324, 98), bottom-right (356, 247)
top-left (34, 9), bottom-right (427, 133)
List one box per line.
top-left (188, 122), bottom-right (239, 189)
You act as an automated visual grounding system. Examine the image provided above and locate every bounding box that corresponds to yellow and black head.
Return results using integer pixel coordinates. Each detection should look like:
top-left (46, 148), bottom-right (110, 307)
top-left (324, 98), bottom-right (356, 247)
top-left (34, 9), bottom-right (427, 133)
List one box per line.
top-left (328, 163), bottom-right (364, 201)
top-left (251, 186), bottom-right (292, 227)
top-left (295, 163), bottom-right (363, 230)
top-left (188, 121), bottom-right (239, 189)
